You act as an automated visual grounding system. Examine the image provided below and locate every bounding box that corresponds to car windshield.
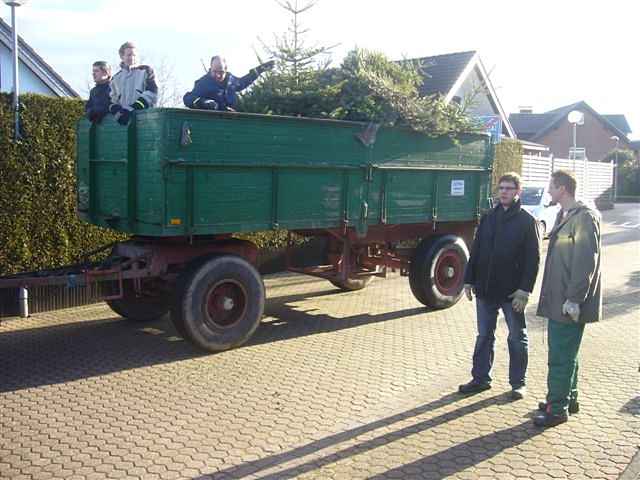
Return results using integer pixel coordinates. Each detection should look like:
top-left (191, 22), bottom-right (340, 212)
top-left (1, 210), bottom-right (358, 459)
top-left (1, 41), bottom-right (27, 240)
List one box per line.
top-left (521, 187), bottom-right (545, 205)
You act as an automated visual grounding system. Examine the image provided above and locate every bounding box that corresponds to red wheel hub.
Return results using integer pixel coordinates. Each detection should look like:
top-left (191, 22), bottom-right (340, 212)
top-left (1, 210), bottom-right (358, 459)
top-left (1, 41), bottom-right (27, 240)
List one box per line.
top-left (205, 280), bottom-right (247, 328)
top-left (433, 249), bottom-right (463, 296)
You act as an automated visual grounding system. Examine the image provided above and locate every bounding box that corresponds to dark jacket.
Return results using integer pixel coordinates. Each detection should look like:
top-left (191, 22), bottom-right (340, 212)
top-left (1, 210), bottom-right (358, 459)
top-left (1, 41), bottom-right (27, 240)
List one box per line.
top-left (183, 71), bottom-right (259, 111)
top-left (537, 202), bottom-right (602, 323)
top-left (464, 199), bottom-right (541, 301)
top-left (85, 82), bottom-right (111, 121)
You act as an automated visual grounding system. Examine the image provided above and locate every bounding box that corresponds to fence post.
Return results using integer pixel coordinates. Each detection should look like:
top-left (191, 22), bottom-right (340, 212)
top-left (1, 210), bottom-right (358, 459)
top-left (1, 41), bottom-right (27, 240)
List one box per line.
top-left (19, 287), bottom-right (28, 318)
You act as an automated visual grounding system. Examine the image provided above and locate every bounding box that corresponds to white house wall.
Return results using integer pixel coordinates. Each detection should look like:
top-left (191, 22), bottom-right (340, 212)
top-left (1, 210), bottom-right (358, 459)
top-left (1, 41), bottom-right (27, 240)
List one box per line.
top-left (0, 42), bottom-right (55, 96)
top-left (453, 68), bottom-right (495, 116)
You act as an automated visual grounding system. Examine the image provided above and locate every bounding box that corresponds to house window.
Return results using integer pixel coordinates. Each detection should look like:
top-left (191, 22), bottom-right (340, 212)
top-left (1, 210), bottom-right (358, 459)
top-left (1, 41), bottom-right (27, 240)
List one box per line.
top-left (569, 147), bottom-right (586, 160)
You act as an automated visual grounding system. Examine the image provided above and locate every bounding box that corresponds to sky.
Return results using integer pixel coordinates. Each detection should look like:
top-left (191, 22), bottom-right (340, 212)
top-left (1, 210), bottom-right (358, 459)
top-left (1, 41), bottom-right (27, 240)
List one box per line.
top-left (2, 0), bottom-right (639, 140)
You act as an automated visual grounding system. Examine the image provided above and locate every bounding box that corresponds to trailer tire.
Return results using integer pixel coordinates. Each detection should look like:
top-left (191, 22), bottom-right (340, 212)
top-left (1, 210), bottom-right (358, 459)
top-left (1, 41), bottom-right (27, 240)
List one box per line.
top-left (106, 281), bottom-right (170, 322)
top-left (329, 276), bottom-right (373, 291)
top-left (171, 255), bottom-right (265, 352)
top-left (409, 235), bottom-right (469, 309)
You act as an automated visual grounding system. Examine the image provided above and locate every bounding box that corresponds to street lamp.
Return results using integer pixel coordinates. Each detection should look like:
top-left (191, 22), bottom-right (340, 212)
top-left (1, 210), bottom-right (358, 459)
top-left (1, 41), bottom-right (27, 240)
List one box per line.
top-left (4, 0), bottom-right (28, 317)
top-left (610, 135), bottom-right (619, 202)
top-left (3, 0), bottom-right (28, 141)
top-left (567, 110), bottom-right (584, 172)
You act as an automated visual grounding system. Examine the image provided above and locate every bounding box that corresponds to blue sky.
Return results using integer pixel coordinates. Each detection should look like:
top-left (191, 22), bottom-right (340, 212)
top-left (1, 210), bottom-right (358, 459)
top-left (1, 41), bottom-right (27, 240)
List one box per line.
top-left (2, 0), bottom-right (638, 140)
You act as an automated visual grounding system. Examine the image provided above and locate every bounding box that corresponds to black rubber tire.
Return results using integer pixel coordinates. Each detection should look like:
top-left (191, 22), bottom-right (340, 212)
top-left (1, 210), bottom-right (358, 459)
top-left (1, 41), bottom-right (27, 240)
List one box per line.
top-left (171, 255), bottom-right (265, 352)
top-left (329, 276), bottom-right (373, 291)
top-left (106, 281), bottom-right (170, 322)
top-left (409, 235), bottom-right (469, 309)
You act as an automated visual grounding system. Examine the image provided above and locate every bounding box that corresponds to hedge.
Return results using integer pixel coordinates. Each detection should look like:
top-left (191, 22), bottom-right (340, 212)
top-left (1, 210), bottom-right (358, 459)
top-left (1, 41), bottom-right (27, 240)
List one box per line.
top-left (0, 93), bottom-right (128, 276)
top-left (492, 139), bottom-right (524, 193)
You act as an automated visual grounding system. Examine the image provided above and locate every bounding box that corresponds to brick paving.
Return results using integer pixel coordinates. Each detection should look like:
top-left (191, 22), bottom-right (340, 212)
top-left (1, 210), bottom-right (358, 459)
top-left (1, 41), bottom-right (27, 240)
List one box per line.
top-left (0, 205), bottom-right (638, 479)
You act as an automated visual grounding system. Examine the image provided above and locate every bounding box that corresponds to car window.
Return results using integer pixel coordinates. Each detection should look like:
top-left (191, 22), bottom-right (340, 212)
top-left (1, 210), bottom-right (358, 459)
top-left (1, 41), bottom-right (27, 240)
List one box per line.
top-left (521, 187), bottom-right (544, 205)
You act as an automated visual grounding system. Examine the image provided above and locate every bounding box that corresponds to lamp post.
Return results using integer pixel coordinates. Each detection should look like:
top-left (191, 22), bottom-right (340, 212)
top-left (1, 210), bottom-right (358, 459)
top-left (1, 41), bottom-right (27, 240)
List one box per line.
top-left (567, 110), bottom-right (584, 173)
top-left (3, 0), bottom-right (28, 141)
top-left (610, 135), bottom-right (619, 202)
top-left (4, 1), bottom-right (28, 317)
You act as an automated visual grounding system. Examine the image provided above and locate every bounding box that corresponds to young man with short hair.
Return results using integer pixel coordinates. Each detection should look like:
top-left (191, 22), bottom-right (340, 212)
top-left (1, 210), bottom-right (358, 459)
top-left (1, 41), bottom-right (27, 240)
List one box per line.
top-left (109, 42), bottom-right (158, 125)
top-left (460, 172), bottom-right (541, 399)
top-left (534, 170), bottom-right (602, 428)
top-left (85, 61), bottom-right (111, 123)
top-left (183, 55), bottom-right (274, 111)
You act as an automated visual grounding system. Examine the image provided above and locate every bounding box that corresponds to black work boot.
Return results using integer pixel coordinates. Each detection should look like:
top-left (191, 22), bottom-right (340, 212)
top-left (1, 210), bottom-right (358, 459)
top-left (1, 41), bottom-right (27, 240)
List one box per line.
top-left (538, 401), bottom-right (580, 414)
top-left (458, 380), bottom-right (491, 394)
top-left (511, 386), bottom-right (527, 400)
top-left (534, 411), bottom-right (569, 428)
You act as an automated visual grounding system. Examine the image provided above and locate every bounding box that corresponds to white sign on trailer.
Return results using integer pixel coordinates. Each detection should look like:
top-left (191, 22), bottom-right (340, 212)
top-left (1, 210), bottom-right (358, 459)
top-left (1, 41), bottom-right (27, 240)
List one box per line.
top-left (451, 180), bottom-right (465, 196)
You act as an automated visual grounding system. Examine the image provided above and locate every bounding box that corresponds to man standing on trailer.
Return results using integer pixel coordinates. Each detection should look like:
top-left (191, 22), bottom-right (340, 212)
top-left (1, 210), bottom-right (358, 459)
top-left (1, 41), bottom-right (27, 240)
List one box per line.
top-left (183, 56), bottom-right (274, 112)
top-left (109, 41), bottom-right (158, 125)
top-left (534, 170), bottom-right (602, 428)
top-left (459, 172), bottom-right (540, 400)
top-left (85, 61), bottom-right (112, 123)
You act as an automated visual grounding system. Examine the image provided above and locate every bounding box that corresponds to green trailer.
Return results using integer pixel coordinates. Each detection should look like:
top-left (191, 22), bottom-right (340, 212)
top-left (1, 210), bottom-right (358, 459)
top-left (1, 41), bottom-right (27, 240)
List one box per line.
top-left (2, 108), bottom-right (494, 352)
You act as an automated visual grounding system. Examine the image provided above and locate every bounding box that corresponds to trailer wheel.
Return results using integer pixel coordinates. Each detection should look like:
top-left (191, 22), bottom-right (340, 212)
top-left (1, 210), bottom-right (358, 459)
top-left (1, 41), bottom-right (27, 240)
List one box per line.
top-left (171, 255), bottom-right (265, 352)
top-left (409, 235), bottom-right (469, 309)
top-left (106, 281), bottom-right (169, 322)
top-left (329, 276), bottom-right (373, 291)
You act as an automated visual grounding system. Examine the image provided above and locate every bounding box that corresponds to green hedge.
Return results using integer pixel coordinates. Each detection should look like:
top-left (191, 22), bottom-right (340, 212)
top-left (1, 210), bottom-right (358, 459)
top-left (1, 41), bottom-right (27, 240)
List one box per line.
top-left (492, 139), bottom-right (523, 193)
top-left (0, 93), bottom-right (127, 276)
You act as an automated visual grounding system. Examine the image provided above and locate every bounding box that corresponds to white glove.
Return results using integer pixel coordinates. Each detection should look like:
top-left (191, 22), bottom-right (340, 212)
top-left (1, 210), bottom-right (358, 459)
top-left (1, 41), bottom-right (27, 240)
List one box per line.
top-left (508, 289), bottom-right (530, 313)
top-left (562, 300), bottom-right (580, 322)
top-left (464, 284), bottom-right (474, 301)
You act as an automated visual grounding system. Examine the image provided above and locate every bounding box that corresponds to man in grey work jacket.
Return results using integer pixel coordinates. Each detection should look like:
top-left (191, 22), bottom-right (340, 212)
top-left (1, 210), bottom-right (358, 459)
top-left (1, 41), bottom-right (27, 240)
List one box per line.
top-left (460, 172), bottom-right (541, 400)
top-left (109, 41), bottom-right (158, 125)
top-left (534, 169), bottom-right (602, 428)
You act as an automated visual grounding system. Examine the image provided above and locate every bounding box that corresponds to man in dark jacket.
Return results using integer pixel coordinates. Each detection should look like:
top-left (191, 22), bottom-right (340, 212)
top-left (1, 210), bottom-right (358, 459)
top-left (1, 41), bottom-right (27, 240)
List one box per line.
top-left (534, 170), bottom-right (601, 428)
top-left (183, 56), bottom-right (274, 111)
top-left (459, 172), bottom-right (541, 399)
top-left (85, 61), bottom-right (111, 123)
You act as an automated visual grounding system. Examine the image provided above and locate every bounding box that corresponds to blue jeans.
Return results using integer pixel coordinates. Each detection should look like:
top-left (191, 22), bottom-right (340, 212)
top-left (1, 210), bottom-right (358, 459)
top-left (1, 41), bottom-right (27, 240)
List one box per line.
top-left (471, 297), bottom-right (529, 388)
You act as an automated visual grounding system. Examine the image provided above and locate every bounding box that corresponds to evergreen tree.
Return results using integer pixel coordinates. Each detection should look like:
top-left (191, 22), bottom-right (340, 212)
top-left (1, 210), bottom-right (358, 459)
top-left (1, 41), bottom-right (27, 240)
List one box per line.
top-left (240, 0), bottom-right (339, 117)
top-left (242, 2), bottom-right (480, 137)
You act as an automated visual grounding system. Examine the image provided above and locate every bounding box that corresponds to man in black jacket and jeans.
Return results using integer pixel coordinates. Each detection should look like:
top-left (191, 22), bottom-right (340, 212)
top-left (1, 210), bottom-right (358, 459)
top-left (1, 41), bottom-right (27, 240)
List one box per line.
top-left (459, 172), bottom-right (541, 399)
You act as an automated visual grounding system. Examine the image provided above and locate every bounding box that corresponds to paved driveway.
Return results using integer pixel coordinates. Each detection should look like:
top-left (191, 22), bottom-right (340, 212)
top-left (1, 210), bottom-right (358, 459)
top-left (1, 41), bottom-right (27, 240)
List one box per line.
top-left (1, 205), bottom-right (638, 480)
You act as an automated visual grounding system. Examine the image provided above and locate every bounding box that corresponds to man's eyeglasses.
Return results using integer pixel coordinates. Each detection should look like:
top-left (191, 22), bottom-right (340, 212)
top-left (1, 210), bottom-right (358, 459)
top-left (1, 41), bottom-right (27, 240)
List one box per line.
top-left (498, 186), bottom-right (517, 191)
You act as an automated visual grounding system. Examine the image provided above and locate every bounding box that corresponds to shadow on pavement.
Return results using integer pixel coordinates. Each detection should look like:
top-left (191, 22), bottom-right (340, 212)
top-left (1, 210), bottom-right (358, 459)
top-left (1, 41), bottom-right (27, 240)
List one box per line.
top-left (602, 228), bottom-right (640, 247)
top-left (620, 396), bottom-right (639, 416)
top-left (0, 316), bottom-right (204, 394)
top-left (0, 287), bottom-right (430, 393)
top-left (368, 420), bottom-right (543, 480)
top-left (194, 392), bottom-right (527, 480)
top-left (251, 303), bottom-right (427, 347)
top-left (627, 270), bottom-right (640, 288)
top-left (602, 290), bottom-right (640, 320)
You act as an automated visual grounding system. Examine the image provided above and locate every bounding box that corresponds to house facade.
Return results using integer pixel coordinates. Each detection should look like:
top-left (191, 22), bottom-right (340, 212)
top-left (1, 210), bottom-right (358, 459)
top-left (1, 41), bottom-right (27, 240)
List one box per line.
top-left (0, 17), bottom-right (78, 98)
top-left (405, 50), bottom-right (516, 139)
top-left (509, 101), bottom-right (632, 161)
